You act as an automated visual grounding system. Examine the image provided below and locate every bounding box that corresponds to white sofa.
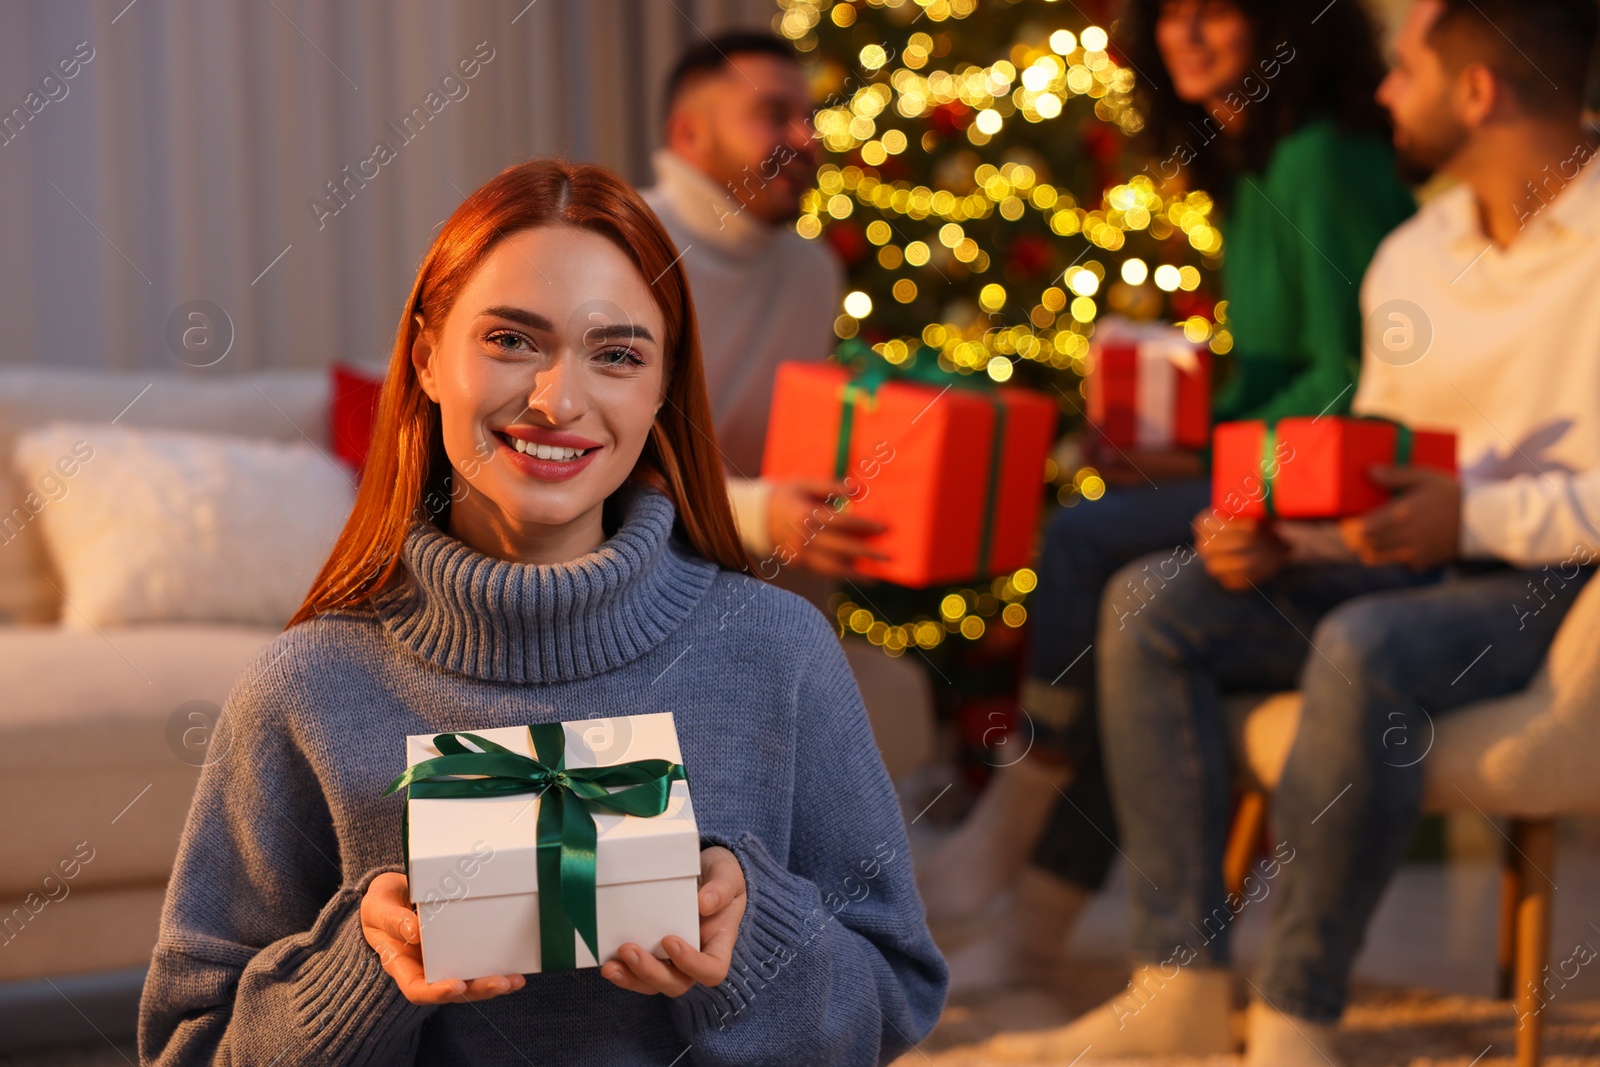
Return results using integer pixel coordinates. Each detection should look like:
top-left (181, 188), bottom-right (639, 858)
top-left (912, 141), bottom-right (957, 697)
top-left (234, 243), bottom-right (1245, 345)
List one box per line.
top-left (0, 367), bottom-right (335, 1045)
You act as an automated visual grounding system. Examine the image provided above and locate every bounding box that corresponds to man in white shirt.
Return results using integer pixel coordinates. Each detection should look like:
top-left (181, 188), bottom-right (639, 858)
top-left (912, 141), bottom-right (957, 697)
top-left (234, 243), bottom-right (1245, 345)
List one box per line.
top-left (640, 32), bottom-right (886, 578)
top-left (988, 2), bottom-right (1600, 1065)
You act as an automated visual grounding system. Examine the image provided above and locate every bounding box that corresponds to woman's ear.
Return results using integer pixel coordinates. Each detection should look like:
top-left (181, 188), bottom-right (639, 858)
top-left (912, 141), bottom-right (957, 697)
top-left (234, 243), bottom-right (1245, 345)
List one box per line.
top-left (411, 314), bottom-right (441, 402)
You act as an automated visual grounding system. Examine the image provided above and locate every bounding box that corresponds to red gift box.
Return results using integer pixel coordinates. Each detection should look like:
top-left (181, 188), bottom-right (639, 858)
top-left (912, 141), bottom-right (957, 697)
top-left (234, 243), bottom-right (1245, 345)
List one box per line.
top-left (1212, 416), bottom-right (1457, 519)
top-left (331, 363), bottom-right (384, 476)
top-left (1087, 321), bottom-right (1211, 449)
top-left (761, 359), bottom-right (1058, 587)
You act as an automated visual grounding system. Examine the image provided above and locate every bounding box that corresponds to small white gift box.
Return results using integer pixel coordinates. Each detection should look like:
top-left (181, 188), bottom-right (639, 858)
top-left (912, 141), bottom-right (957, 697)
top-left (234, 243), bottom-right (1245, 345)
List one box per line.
top-left (396, 712), bottom-right (702, 982)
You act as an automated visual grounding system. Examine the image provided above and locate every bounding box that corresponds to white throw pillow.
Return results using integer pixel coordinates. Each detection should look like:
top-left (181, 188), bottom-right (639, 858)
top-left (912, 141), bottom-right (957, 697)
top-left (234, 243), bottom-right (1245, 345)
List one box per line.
top-left (0, 368), bottom-right (332, 623)
top-left (11, 421), bottom-right (355, 629)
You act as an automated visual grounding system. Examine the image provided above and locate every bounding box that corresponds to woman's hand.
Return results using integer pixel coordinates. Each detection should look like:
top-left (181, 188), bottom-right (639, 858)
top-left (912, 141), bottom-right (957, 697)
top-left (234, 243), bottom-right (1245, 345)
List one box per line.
top-left (360, 871), bottom-right (527, 1004)
top-left (1194, 509), bottom-right (1289, 591)
top-left (602, 845), bottom-right (747, 996)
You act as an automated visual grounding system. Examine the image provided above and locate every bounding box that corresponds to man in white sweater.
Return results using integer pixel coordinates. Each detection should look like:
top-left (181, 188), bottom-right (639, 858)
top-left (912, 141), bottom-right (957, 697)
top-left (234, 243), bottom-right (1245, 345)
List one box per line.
top-left (640, 32), bottom-right (931, 777)
top-left (640, 31), bottom-right (886, 578)
top-left (990, 2), bottom-right (1600, 1065)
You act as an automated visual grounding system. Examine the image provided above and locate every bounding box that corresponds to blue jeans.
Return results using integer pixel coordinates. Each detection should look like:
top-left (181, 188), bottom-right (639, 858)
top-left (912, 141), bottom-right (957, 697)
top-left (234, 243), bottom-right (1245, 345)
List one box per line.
top-left (1023, 480), bottom-right (1213, 890)
top-left (1098, 553), bottom-right (1592, 1022)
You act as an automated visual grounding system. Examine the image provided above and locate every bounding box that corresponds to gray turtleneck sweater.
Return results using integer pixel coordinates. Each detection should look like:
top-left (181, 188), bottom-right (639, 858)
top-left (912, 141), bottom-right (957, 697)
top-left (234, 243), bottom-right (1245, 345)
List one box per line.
top-left (137, 485), bottom-right (947, 1066)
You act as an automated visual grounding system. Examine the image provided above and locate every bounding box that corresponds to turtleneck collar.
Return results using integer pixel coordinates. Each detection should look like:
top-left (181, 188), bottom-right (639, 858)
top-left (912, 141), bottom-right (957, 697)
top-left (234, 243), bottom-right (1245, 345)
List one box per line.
top-left (649, 147), bottom-right (781, 260)
top-left (373, 485), bottom-right (720, 684)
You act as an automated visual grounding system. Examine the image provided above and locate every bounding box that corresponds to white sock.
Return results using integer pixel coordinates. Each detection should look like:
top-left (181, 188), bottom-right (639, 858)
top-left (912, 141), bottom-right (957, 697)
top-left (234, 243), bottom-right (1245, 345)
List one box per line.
top-left (944, 866), bottom-right (1090, 997)
top-left (1244, 999), bottom-right (1345, 1067)
top-left (983, 962), bottom-right (1237, 1061)
top-left (917, 755), bottom-right (1069, 927)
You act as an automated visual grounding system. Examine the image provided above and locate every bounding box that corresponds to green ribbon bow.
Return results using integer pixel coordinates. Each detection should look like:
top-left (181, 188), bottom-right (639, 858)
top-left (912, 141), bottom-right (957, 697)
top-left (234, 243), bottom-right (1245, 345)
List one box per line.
top-left (1257, 415), bottom-right (1414, 518)
top-left (384, 723), bottom-right (689, 971)
top-left (831, 338), bottom-right (1008, 578)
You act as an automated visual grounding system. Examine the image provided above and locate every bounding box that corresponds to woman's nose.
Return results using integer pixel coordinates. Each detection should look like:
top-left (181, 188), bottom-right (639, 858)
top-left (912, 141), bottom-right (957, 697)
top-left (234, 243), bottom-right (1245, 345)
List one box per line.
top-left (529, 356), bottom-right (588, 422)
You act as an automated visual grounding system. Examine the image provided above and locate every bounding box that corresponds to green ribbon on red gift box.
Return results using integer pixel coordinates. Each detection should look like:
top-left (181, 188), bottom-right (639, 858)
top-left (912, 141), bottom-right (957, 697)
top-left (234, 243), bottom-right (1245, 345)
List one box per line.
top-left (831, 338), bottom-right (1008, 578)
top-left (384, 723), bottom-right (689, 972)
top-left (1256, 415), bottom-right (1414, 518)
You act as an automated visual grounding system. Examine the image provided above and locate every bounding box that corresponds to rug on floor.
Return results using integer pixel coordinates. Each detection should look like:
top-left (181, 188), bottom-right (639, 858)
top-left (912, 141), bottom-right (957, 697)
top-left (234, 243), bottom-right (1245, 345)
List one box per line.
top-left (894, 961), bottom-right (1600, 1065)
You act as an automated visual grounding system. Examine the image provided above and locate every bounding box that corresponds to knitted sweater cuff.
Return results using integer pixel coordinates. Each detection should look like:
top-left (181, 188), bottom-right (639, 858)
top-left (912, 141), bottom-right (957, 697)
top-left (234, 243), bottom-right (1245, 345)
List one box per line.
top-left (671, 830), bottom-right (819, 1034)
top-left (280, 864), bottom-right (441, 1060)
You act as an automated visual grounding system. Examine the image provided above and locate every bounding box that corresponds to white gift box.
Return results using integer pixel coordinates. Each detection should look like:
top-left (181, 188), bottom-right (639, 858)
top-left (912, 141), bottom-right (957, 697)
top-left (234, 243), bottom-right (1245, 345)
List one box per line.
top-left (399, 712), bottom-right (702, 982)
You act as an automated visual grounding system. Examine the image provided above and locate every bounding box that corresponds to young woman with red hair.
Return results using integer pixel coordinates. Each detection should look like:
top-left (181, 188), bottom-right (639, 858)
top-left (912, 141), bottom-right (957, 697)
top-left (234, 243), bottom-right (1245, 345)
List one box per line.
top-left (138, 159), bottom-right (947, 1066)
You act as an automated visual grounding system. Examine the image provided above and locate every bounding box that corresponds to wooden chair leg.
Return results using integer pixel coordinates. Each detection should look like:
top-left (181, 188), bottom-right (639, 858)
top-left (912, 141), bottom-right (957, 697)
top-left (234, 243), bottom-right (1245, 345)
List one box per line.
top-left (1511, 817), bottom-right (1557, 1067)
top-left (1497, 824), bottom-right (1523, 1000)
top-left (1224, 790), bottom-right (1268, 899)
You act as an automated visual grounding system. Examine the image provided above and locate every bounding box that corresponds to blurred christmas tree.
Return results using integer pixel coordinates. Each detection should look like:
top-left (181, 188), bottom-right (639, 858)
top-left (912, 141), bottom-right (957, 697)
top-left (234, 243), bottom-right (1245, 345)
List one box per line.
top-left (772, 0), bottom-right (1227, 682)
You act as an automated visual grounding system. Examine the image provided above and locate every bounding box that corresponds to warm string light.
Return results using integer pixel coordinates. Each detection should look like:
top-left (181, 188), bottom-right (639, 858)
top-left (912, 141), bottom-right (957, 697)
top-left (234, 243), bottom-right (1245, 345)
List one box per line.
top-left (816, 167), bottom-right (1223, 369)
top-left (779, 0), bottom-right (981, 46)
top-left (793, 9), bottom-right (1228, 381)
top-left (829, 568), bottom-right (1037, 656)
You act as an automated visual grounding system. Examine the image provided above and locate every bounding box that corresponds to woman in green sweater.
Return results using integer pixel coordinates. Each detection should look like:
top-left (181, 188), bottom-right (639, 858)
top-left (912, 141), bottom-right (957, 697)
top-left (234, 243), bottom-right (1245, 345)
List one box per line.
top-left (921, 0), bottom-right (1417, 997)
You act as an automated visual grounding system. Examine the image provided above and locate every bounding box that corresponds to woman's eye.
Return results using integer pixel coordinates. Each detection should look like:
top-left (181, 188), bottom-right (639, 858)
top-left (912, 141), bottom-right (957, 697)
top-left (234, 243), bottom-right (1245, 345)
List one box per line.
top-left (486, 329), bottom-right (533, 354)
top-left (596, 347), bottom-right (645, 368)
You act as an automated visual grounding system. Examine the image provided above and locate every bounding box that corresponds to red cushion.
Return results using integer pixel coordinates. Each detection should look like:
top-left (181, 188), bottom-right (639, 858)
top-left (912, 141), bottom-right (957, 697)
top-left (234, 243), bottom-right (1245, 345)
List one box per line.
top-left (330, 363), bottom-right (384, 475)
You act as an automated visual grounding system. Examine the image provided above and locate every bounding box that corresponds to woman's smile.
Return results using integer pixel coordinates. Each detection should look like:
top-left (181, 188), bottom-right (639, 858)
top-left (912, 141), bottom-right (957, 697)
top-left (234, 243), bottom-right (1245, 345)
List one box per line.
top-left (492, 425), bottom-right (604, 481)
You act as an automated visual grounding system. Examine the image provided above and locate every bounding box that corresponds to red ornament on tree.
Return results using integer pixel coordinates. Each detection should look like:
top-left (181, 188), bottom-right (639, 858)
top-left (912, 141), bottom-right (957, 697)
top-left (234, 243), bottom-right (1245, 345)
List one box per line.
top-left (955, 696), bottom-right (1021, 753)
top-left (1171, 289), bottom-right (1217, 321)
top-left (929, 101), bottom-right (972, 137)
top-left (1081, 122), bottom-right (1122, 191)
top-left (873, 152), bottom-right (912, 184)
top-left (824, 220), bottom-right (870, 266)
top-left (1005, 232), bottom-right (1053, 279)
top-left (1082, 122), bottom-right (1120, 165)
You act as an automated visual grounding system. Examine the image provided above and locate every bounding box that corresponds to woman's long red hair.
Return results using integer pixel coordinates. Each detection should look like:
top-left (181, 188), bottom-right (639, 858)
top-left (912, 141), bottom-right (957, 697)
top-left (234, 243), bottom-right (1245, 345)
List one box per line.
top-left (288, 159), bottom-right (748, 628)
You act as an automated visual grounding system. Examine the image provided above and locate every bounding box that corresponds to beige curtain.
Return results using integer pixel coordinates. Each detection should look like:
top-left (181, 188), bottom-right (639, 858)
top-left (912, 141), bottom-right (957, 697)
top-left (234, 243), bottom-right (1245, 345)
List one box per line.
top-left (0, 0), bottom-right (774, 373)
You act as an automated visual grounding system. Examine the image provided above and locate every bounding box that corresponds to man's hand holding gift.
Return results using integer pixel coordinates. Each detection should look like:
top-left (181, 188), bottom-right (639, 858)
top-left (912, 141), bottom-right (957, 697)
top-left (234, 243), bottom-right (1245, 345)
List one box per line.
top-left (1195, 466), bottom-right (1461, 589)
top-left (1204, 417), bottom-right (1461, 586)
top-left (602, 844), bottom-right (747, 996)
top-left (1338, 465), bottom-right (1462, 569)
top-left (766, 478), bottom-right (888, 579)
top-left (761, 358), bottom-right (1058, 588)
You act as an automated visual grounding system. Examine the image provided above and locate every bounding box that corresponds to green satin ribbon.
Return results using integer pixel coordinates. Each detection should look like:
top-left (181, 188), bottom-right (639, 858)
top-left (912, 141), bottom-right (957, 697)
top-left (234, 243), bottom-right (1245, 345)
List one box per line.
top-left (383, 723), bottom-right (688, 971)
top-left (831, 338), bottom-right (1008, 577)
top-left (1258, 426), bottom-right (1280, 517)
top-left (1256, 416), bottom-right (1414, 518)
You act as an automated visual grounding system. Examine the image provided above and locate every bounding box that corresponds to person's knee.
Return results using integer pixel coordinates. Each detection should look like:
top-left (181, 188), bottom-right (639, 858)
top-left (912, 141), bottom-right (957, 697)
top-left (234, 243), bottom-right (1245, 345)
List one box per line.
top-left (1100, 549), bottom-right (1205, 639)
top-left (1101, 557), bottom-right (1157, 640)
top-left (1098, 552), bottom-right (1221, 696)
top-left (1309, 598), bottom-right (1408, 689)
top-left (1097, 554), bottom-right (1220, 759)
top-left (1305, 599), bottom-right (1435, 773)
